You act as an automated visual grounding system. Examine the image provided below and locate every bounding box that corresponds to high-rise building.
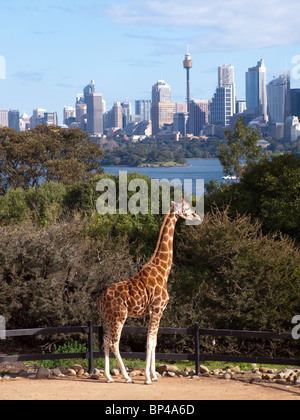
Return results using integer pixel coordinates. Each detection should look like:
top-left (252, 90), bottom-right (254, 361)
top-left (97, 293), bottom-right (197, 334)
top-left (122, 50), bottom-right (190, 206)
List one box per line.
top-left (152, 80), bottom-right (171, 103)
top-left (210, 65), bottom-right (236, 127)
top-left (173, 112), bottom-right (189, 136)
top-left (63, 106), bottom-right (76, 126)
top-left (83, 80), bottom-right (96, 103)
top-left (44, 112), bottom-right (58, 126)
top-left (218, 65), bottom-right (234, 86)
top-left (291, 88), bottom-right (300, 120)
top-left (135, 100), bottom-right (151, 121)
top-left (151, 80), bottom-right (175, 136)
top-left (246, 58), bottom-right (268, 121)
top-left (76, 103), bottom-right (87, 127)
top-left (86, 93), bottom-right (104, 135)
top-left (0, 109), bottom-right (8, 127)
top-left (8, 110), bottom-right (20, 131)
top-left (267, 72), bottom-right (290, 123)
top-left (151, 102), bottom-right (176, 135)
top-left (31, 108), bottom-right (46, 128)
top-left (121, 100), bottom-right (131, 127)
top-left (189, 100), bottom-right (209, 135)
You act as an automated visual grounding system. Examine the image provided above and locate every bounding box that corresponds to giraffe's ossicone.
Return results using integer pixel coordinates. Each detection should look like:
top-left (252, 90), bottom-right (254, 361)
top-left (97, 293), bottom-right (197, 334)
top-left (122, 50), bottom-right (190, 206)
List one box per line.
top-left (99, 200), bottom-right (202, 384)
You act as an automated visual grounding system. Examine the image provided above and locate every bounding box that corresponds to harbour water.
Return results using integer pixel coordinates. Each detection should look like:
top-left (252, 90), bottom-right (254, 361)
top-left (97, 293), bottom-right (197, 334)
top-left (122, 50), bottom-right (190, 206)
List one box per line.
top-left (102, 158), bottom-right (225, 196)
top-left (102, 158), bottom-right (224, 184)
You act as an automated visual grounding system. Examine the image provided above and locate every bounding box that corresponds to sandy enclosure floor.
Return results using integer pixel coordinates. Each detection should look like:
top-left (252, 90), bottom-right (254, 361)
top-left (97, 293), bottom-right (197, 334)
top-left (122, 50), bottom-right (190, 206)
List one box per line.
top-left (1, 375), bottom-right (300, 401)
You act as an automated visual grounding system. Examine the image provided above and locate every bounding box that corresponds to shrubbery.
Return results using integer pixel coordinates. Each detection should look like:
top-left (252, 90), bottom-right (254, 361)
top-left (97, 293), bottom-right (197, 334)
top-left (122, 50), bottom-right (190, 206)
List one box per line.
top-left (0, 125), bottom-right (299, 358)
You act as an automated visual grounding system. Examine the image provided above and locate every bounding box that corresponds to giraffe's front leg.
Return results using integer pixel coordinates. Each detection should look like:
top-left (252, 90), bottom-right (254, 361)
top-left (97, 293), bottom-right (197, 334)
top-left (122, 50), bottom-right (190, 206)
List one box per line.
top-left (145, 315), bottom-right (160, 385)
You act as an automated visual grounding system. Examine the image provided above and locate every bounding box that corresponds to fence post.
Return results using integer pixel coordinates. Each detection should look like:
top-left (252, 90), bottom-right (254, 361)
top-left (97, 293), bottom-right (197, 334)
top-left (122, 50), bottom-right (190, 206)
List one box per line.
top-left (194, 322), bottom-right (200, 375)
top-left (88, 320), bottom-right (94, 374)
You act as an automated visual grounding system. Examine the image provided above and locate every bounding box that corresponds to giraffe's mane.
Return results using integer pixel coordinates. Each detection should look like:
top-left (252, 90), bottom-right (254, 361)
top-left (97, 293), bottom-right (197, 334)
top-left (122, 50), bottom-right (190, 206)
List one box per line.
top-left (142, 204), bottom-right (175, 269)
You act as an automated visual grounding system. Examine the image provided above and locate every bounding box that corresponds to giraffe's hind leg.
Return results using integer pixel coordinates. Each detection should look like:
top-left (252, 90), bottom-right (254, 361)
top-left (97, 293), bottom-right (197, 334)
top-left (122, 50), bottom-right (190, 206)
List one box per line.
top-left (103, 328), bottom-right (114, 383)
top-left (110, 318), bottom-right (132, 383)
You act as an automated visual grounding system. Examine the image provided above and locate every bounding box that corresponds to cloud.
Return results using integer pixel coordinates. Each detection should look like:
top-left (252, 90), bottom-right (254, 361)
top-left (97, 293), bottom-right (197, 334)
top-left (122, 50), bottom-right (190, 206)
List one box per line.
top-left (107, 0), bottom-right (300, 52)
top-left (13, 71), bottom-right (45, 83)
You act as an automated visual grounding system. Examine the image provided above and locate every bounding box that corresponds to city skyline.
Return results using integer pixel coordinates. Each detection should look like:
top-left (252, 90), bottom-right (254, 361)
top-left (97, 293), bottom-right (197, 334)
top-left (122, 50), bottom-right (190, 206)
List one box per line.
top-left (1, 0), bottom-right (300, 122)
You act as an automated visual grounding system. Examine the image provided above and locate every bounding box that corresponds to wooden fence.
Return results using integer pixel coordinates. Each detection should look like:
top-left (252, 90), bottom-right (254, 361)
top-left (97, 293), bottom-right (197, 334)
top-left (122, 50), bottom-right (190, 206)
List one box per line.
top-left (0, 321), bottom-right (299, 375)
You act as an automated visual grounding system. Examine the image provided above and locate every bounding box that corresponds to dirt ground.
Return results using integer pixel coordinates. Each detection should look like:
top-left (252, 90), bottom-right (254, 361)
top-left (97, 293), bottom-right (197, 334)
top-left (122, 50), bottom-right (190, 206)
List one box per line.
top-left (1, 375), bottom-right (300, 400)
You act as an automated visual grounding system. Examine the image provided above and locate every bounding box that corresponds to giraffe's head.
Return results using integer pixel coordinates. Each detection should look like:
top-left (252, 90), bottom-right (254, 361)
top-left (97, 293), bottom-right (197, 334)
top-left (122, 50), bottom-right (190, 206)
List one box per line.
top-left (171, 200), bottom-right (202, 224)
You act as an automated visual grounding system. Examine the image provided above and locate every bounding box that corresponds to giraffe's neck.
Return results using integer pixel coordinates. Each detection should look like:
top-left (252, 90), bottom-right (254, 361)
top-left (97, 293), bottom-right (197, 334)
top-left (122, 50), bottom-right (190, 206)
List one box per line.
top-left (148, 208), bottom-right (177, 278)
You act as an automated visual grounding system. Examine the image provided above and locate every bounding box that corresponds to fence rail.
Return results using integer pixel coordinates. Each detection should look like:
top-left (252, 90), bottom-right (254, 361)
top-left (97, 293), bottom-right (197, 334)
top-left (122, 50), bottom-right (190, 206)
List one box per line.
top-left (0, 321), bottom-right (299, 375)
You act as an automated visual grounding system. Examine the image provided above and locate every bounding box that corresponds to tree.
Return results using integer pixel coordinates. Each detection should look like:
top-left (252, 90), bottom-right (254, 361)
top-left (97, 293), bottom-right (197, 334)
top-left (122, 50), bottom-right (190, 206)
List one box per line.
top-left (0, 126), bottom-right (103, 195)
top-left (218, 118), bottom-right (261, 180)
top-left (205, 154), bottom-right (300, 244)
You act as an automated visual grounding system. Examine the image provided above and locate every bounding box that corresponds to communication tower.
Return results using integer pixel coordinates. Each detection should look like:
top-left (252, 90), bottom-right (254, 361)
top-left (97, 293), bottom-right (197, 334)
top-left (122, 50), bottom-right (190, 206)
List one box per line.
top-left (183, 48), bottom-right (193, 113)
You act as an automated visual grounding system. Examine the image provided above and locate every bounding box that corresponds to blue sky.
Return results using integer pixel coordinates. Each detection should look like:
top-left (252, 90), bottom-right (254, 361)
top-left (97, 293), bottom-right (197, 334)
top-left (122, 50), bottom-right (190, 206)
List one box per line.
top-left (1, 0), bottom-right (300, 123)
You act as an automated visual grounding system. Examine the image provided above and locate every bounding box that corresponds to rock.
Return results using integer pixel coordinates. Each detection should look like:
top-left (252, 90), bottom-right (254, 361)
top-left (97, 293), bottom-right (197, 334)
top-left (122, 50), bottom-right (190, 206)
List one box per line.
top-left (91, 373), bottom-right (100, 380)
top-left (259, 367), bottom-right (269, 373)
top-left (73, 364), bottom-right (83, 372)
top-left (199, 365), bottom-right (210, 374)
top-left (212, 369), bottom-right (221, 376)
top-left (51, 368), bottom-right (63, 377)
top-left (251, 375), bottom-right (262, 383)
top-left (276, 379), bottom-right (287, 385)
top-left (294, 374), bottom-right (300, 385)
top-left (3, 374), bottom-right (11, 380)
top-left (76, 368), bottom-right (85, 376)
top-left (93, 368), bottom-right (101, 375)
top-left (277, 369), bottom-right (293, 379)
top-left (222, 372), bottom-right (232, 380)
top-left (110, 368), bottom-right (119, 376)
top-left (36, 366), bottom-right (50, 379)
top-left (262, 373), bottom-right (275, 381)
top-left (231, 366), bottom-right (241, 373)
top-left (68, 369), bottom-right (77, 376)
top-left (167, 371), bottom-right (176, 377)
top-left (129, 370), bottom-right (142, 377)
top-left (59, 367), bottom-right (68, 375)
top-left (28, 374), bottom-right (37, 379)
top-left (17, 369), bottom-right (29, 378)
top-left (156, 364), bottom-right (179, 374)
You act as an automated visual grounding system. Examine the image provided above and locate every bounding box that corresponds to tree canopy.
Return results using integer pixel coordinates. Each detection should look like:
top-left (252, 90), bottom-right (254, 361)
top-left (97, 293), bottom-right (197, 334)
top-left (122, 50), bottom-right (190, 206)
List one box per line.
top-left (0, 125), bottom-right (103, 195)
top-left (218, 118), bottom-right (261, 180)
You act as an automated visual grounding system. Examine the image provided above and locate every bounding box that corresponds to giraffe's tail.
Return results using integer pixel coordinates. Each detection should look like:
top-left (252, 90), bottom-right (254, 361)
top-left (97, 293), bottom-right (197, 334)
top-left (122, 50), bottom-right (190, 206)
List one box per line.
top-left (98, 297), bottom-right (104, 354)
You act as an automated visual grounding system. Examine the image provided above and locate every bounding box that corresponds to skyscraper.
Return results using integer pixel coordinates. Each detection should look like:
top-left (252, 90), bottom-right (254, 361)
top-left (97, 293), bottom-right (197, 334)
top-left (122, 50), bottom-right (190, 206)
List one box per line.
top-left (151, 80), bottom-right (175, 136)
top-left (246, 59), bottom-right (268, 121)
top-left (83, 80), bottom-right (96, 103)
top-left (210, 65), bottom-right (236, 127)
top-left (8, 110), bottom-right (20, 131)
top-left (267, 72), bottom-right (290, 123)
top-left (135, 100), bottom-right (151, 121)
top-left (189, 100), bottom-right (209, 135)
top-left (86, 93), bottom-right (104, 135)
top-left (44, 112), bottom-right (58, 126)
top-left (0, 109), bottom-right (8, 127)
top-left (152, 80), bottom-right (171, 103)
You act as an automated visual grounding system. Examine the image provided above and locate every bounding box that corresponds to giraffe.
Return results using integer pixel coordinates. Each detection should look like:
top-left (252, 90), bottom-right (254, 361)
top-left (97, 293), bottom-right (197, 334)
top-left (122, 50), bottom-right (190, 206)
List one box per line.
top-left (99, 200), bottom-right (202, 385)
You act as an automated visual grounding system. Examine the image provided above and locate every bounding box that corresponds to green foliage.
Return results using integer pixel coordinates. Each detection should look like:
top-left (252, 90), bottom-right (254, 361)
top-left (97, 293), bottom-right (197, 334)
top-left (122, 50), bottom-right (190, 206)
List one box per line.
top-left (101, 137), bottom-right (220, 166)
top-left (218, 118), bottom-right (261, 179)
top-left (0, 217), bottom-right (142, 329)
top-left (169, 209), bottom-right (300, 335)
top-left (0, 125), bottom-right (103, 195)
top-left (206, 153), bottom-right (300, 243)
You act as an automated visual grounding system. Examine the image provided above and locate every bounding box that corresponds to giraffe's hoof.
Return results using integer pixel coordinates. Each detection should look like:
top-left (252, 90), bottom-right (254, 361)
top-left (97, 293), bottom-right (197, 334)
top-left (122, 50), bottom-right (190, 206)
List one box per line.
top-left (144, 380), bottom-right (153, 385)
top-left (125, 378), bottom-right (133, 383)
top-left (106, 379), bottom-right (115, 383)
top-left (151, 376), bottom-right (159, 382)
